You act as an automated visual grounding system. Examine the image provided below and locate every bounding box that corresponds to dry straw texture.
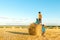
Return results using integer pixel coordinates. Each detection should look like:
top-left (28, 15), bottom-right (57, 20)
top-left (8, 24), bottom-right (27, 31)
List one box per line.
top-left (0, 26), bottom-right (60, 40)
top-left (29, 23), bottom-right (42, 36)
top-left (29, 23), bottom-right (36, 35)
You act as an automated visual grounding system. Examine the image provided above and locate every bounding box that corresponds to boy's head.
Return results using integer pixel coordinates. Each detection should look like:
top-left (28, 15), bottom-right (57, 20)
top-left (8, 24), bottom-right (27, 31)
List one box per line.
top-left (42, 24), bottom-right (44, 26)
top-left (38, 12), bottom-right (41, 14)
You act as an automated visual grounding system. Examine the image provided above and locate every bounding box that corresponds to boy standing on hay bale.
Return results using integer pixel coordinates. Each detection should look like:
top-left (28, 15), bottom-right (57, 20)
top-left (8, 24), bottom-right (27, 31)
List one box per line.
top-left (38, 12), bottom-right (42, 23)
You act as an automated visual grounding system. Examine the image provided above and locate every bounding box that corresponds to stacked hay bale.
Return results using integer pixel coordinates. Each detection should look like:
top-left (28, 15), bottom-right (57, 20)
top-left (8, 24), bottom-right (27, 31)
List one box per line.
top-left (29, 23), bottom-right (37, 35)
top-left (29, 23), bottom-right (42, 36)
top-left (29, 12), bottom-right (42, 36)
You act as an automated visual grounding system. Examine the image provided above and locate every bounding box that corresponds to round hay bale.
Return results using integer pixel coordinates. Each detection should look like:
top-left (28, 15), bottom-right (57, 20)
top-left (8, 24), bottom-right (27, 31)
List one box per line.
top-left (29, 23), bottom-right (37, 35)
top-left (29, 23), bottom-right (42, 36)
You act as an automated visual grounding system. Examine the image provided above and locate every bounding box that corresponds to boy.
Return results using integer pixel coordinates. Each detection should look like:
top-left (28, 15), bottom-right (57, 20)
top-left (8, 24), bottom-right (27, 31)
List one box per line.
top-left (42, 24), bottom-right (45, 37)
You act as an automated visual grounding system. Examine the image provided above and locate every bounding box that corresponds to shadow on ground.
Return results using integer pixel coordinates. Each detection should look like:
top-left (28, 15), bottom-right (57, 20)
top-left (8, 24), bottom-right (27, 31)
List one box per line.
top-left (6, 31), bottom-right (29, 35)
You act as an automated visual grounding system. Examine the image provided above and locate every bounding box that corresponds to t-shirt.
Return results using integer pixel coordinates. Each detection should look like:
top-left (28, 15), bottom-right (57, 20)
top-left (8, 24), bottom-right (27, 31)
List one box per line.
top-left (42, 26), bottom-right (45, 32)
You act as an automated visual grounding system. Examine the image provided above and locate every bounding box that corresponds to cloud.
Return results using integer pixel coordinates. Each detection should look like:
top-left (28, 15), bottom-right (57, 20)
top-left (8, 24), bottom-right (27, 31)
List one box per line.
top-left (0, 16), bottom-right (35, 25)
top-left (43, 18), bottom-right (60, 25)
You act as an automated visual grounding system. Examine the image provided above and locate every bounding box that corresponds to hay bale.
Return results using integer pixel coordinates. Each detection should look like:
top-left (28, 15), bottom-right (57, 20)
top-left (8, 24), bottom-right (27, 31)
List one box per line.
top-left (36, 24), bottom-right (42, 36)
top-left (29, 23), bottom-right (42, 36)
top-left (29, 23), bottom-right (36, 35)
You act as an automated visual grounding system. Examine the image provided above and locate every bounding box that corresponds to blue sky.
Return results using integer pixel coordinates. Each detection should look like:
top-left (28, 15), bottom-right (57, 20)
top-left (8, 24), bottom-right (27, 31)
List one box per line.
top-left (0, 0), bottom-right (60, 25)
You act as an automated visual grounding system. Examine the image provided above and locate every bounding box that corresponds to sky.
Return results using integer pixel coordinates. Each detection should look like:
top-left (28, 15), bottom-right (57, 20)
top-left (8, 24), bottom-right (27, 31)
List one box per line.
top-left (0, 0), bottom-right (60, 25)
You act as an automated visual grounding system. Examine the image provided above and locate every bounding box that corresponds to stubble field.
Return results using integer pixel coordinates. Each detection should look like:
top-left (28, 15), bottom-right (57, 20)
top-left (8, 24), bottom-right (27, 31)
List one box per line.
top-left (0, 26), bottom-right (60, 40)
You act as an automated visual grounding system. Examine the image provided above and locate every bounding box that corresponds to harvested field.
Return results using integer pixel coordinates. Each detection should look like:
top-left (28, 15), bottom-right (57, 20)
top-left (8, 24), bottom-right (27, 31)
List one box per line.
top-left (0, 26), bottom-right (60, 40)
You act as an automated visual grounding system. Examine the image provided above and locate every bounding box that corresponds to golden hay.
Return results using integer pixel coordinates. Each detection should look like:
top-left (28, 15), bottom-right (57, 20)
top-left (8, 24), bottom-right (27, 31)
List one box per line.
top-left (28, 23), bottom-right (42, 36)
top-left (0, 26), bottom-right (60, 40)
top-left (29, 23), bottom-right (36, 35)
top-left (36, 24), bottom-right (42, 36)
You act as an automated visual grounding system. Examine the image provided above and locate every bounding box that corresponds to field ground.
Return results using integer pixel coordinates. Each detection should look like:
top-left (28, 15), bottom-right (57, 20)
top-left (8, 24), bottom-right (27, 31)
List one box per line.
top-left (0, 26), bottom-right (60, 40)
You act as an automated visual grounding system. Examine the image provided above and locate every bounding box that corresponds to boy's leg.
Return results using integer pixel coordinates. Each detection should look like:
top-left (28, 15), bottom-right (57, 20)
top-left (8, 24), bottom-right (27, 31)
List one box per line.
top-left (42, 32), bottom-right (45, 37)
